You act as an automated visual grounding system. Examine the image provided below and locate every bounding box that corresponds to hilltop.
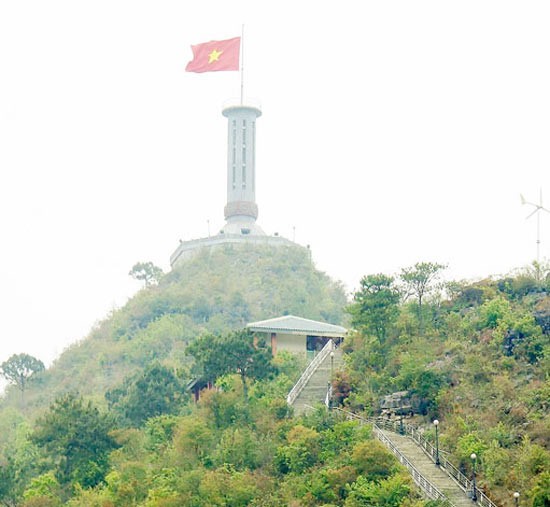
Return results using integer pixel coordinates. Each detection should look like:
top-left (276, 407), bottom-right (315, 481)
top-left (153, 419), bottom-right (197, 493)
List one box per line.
top-left (0, 243), bottom-right (347, 414)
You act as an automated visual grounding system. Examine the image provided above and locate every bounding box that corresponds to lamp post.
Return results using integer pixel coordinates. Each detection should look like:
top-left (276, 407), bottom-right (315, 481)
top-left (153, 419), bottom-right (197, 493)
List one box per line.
top-left (433, 419), bottom-right (440, 466)
top-left (513, 491), bottom-right (520, 507)
top-left (470, 453), bottom-right (478, 502)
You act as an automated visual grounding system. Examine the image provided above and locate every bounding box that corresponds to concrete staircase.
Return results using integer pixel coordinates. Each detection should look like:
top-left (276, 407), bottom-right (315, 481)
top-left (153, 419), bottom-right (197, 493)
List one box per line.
top-left (292, 348), bottom-right (344, 415)
top-left (377, 428), bottom-right (474, 506)
top-left (288, 353), bottom-right (490, 506)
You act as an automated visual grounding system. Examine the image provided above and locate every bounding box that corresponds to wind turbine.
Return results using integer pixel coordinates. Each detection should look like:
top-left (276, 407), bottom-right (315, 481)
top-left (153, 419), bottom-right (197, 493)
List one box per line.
top-left (520, 189), bottom-right (550, 264)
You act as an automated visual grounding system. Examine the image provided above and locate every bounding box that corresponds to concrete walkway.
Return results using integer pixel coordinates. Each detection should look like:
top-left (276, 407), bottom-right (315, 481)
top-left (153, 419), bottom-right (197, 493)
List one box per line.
top-left (292, 348), bottom-right (343, 415)
top-left (378, 428), bottom-right (475, 507)
top-left (289, 353), bottom-right (480, 506)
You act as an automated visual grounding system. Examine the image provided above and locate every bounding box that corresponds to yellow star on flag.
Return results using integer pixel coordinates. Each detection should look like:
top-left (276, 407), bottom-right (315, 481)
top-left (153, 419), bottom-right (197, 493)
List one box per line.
top-left (208, 49), bottom-right (223, 64)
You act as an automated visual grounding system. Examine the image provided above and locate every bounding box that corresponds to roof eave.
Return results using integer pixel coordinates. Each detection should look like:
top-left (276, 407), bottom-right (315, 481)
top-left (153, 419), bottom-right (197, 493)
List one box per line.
top-left (247, 326), bottom-right (346, 338)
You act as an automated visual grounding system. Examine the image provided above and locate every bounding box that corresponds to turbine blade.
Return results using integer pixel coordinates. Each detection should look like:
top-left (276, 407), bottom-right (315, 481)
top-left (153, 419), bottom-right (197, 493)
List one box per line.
top-left (520, 194), bottom-right (526, 204)
top-left (526, 208), bottom-right (539, 219)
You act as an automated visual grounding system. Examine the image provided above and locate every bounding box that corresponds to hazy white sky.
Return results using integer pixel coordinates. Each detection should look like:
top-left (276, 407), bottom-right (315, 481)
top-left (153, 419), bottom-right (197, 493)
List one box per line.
top-left (1, 1), bottom-right (549, 371)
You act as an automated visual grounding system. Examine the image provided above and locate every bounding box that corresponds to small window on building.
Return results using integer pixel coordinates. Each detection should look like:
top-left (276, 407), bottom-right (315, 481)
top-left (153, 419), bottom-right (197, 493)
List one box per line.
top-left (241, 228), bottom-right (250, 235)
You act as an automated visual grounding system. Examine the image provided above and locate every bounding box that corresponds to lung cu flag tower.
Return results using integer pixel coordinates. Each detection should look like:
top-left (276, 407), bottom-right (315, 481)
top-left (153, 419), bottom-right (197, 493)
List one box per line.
top-left (185, 37), bottom-right (241, 73)
top-left (183, 33), bottom-right (263, 235)
top-left (171, 32), bottom-right (300, 268)
top-left (221, 103), bottom-right (264, 236)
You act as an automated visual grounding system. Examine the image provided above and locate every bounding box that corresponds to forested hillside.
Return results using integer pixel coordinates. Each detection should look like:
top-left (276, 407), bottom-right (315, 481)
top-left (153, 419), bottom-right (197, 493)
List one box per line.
top-left (0, 251), bottom-right (548, 507)
top-left (342, 263), bottom-right (549, 506)
top-left (0, 244), bottom-right (346, 414)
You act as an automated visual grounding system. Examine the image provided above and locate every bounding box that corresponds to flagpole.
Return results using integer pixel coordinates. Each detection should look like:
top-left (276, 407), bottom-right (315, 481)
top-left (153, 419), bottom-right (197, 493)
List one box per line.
top-left (240, 24), bottom-right (244, 105)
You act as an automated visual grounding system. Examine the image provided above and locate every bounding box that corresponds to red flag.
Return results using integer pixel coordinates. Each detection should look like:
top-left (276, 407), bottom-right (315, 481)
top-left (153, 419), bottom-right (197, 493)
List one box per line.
top-left (185, 37), bottom-right (240, 73)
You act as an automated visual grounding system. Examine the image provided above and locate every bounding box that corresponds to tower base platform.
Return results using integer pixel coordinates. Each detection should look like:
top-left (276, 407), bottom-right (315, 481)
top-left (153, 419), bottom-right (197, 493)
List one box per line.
top-left (170, 232), bottom-right (300, 268)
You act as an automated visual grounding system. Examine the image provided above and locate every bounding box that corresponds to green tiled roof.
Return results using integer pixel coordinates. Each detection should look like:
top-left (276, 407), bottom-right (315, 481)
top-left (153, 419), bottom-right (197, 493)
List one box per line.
top-left (247, 315), bottom-right (346, 337)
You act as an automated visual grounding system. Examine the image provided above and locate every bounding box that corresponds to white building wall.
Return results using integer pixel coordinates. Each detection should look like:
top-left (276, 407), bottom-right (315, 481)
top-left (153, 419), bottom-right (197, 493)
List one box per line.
top-left (275, 333), bottom-right (307, 356)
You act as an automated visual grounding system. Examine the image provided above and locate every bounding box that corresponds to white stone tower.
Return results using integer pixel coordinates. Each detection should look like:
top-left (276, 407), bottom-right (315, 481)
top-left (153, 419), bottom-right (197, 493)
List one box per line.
top-left (170, 101), bottom-right (297, 268)
top-left (221, 104), bottom-right (265, 236)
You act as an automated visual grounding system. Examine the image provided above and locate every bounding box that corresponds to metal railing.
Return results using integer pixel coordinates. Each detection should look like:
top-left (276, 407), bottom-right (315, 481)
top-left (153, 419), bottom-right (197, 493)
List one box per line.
top-left (286, 339), bottom-right (334, 405)
top-left (332, 409), bottom-right (498, 507)
top-left (332, 408), bottom-right (452, 505)
top-left (373, 417), bottom-right (498, 507)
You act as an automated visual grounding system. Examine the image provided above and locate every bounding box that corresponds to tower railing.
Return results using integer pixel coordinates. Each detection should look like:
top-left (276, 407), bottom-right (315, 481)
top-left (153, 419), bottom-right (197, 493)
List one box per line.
top-left (222, 97), bottom-right (262, 110)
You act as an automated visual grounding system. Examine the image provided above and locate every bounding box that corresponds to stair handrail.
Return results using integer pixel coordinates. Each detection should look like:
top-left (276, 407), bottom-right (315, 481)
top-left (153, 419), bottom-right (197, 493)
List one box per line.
top-left (332, 407), bottom-right (453, 505)
top-left (332, 409), bottom-right (498, 507)
top-left (286, 339), bottom-right (334, 405)
top-left (373, 417), bottom-right (498, 507)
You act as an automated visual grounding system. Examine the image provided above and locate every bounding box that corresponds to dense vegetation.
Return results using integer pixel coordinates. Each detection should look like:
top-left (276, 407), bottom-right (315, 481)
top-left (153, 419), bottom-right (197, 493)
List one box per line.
top-left (0, 244), bottom-right (346, 413)
top-left (0, 247), bottom-right (548, 506)
top-left (343, 262), bottom-right (549, 507)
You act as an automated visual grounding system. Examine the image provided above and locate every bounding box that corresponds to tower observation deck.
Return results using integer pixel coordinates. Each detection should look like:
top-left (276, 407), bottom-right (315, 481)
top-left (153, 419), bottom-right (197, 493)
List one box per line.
top-left (170, 101), bottom-right (298, 268)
